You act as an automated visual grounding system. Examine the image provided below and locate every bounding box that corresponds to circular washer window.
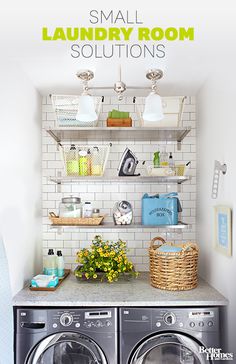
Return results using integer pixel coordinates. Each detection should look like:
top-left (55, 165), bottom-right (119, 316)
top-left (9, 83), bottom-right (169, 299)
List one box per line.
top-left (26, 332), bottom-right (107, 364)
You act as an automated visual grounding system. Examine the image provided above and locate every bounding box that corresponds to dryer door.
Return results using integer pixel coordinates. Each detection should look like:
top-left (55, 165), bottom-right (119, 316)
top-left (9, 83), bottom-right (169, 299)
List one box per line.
top-left (26, 332), bottom-right (107, 364)
top-left (130, 333), bottom-right (211, 364)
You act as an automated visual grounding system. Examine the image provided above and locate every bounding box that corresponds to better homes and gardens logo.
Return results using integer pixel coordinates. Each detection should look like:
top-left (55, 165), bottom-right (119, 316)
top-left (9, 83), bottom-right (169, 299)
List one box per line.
top-left (42, 10), bottom-right (194, 59)
top-left (199, 347), bottom-right (234, 361)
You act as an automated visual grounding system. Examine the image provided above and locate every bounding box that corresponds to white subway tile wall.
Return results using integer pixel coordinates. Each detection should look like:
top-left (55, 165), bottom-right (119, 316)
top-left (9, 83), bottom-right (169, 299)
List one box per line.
top-left (42, 96), bottom-right (196, 272)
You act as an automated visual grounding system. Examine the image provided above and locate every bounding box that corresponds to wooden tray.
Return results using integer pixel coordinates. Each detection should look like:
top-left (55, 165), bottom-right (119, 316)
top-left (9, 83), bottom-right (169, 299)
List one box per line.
top-left (107, 118), bottom-right (132, 127)
top-left (49, 214), bottom-right (105, 226)
top-left (29, 269), bottom-right (70, 291)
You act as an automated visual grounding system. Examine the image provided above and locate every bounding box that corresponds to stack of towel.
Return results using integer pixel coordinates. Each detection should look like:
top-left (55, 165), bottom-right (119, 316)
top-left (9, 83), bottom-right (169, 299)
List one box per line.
top-left (158, 244), bottom-right (182, 253)
top-left (108, 109), bottom-right (130, 119)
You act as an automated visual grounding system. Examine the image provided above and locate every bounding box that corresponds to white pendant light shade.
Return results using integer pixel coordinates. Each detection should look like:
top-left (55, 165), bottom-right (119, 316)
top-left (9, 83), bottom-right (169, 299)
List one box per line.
top-left (76, 95), bottom-right (98, 122)
top-left (143, 93), bottom-right (164, 122)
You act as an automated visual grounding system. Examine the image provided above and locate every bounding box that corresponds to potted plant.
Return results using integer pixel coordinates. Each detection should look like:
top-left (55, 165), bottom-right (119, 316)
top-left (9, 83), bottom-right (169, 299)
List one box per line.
top-left (74, 235), bottom-right (138, 282)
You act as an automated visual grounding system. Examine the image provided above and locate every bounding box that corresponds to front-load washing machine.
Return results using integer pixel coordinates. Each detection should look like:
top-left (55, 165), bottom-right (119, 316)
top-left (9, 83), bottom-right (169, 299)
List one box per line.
top-left (15, 307), bottom-right (117, 364)
top-left (119, 307), bottom-right (220, 364)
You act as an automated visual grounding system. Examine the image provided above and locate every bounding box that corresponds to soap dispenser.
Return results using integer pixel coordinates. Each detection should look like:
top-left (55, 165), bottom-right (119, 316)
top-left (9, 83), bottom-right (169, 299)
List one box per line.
top-left (57, 250), bottom-right (65, 278)
top-left (43, 249), bottom-right (58, 276)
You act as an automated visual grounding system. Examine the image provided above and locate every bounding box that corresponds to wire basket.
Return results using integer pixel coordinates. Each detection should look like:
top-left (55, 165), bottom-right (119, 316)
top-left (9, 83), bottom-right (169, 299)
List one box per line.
top-left (60, 144), bottom-right (111, 177)
top-left (146, 165), bottom-right (188, 177)
top-left (136, 96), bottom-right (186, 127)
top-left (51, 94), bottom-right (102, 127)
top-left (149, 237), bottom-right (199, 291)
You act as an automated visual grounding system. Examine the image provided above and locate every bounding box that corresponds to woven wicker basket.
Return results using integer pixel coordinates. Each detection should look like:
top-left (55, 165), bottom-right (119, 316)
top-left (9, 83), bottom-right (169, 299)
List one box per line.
top-left (149, 237), bottom-right (199, 291)
top-left (49, 213), bottom-right (105, 226)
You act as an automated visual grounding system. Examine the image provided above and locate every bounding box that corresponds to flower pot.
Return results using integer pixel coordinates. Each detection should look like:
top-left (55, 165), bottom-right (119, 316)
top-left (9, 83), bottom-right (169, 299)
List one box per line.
top-left (74, 265), bottom-right (136, 283)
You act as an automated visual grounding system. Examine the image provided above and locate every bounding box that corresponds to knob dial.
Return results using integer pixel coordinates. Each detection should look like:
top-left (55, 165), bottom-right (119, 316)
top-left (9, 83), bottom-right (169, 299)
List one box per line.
top-left (164, 313), bottom-right (176, 325)
top-left (96, 320), bottom-right (102, 328)
top-left (60, 313), bottom-right (73, 327)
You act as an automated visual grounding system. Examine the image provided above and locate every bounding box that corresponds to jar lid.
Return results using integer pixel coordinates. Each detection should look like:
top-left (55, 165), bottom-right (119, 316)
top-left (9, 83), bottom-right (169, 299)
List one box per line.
top-left (62, 196), bottom-right (81, 203)
top-left (118, 200), bottom-right (132, 213)
top-left (79, 150), bottom-right (87, 157)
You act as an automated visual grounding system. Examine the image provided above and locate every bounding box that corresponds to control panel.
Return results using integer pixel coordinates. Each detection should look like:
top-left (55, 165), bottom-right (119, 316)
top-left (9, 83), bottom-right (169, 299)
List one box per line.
top-left (49, 309), bottom-right (114, 332)
top-left (120, 307), bottom-right (219, 333)
top-left (152, 308), bottom-right (218, 332)
top-left (83, 310), bottom-right (112, 329)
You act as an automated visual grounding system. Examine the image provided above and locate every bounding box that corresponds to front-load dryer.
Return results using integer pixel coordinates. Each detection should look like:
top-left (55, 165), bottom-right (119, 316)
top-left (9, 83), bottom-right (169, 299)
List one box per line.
top-left (119, 307), bottom-right (220, 364)
top-left (15, 307), bottom-right (117, 364)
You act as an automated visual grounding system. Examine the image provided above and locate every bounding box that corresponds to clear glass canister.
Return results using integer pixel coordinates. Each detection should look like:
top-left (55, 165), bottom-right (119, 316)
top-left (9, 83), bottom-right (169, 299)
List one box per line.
top-left (113, 200), bottom-right (133, 225)
top-left (59, 196), bottom-right (82, 218)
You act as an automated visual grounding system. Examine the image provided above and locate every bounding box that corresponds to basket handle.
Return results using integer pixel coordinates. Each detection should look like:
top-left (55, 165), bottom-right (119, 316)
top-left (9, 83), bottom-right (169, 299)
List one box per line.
top-left (150, 236), bottom-right (166, 248)
top-left (182, 242), bottom-right (198, 252)
top-left (49, 212), bottom-right (58, 218)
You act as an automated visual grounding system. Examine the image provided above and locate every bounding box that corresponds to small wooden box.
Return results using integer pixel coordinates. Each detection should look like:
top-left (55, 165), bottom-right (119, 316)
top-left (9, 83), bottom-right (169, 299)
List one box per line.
top-left (107, 118), bottom-right (132, 127)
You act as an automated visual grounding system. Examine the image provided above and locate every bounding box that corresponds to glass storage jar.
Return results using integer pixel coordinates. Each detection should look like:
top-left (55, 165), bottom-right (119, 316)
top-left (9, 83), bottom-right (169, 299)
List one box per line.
top-left (113, 201), bottom-right (133, 225)
top-left (59, 196), bottom-right (82, 218)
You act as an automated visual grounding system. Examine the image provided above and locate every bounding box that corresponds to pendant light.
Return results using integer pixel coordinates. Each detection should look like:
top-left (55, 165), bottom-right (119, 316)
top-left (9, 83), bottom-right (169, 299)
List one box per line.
top-left (76, 70), bottom-right (98, 122)
top-left (143, 69), bottom-right (164, 122)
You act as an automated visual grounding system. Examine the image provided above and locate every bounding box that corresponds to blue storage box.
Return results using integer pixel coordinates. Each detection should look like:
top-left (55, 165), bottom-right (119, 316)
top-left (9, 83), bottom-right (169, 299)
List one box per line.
top-left (142, 193), bottom-right (182, 226)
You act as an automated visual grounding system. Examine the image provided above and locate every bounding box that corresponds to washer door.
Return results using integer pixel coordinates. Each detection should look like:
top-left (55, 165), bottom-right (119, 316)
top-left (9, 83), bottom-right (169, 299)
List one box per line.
top-left (26, 332), bottom-right (107, 364)
top-left (130, 333), bottom-right (210, 364)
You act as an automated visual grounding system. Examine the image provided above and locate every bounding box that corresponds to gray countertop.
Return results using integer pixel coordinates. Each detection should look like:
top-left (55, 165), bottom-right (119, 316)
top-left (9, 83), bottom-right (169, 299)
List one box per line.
top-left (12, 273), bottom-right (228, 307)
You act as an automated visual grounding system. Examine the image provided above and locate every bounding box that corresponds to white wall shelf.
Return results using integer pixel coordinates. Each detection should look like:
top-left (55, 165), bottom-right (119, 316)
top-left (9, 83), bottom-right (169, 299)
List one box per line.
top-left (46, 126), bottom-right (191, 146)
top-left (46, 126), bottom-right (192, 233)
top-left (50, 175), bottom-right (191, 185)
top-left (49, 222), bottom-right (190, 232)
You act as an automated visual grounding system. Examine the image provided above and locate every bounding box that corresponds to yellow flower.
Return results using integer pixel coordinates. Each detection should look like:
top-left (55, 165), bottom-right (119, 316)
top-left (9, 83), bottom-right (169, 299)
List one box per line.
top-left (90, 267), bottom-right (94, 271)
top-left (93, 274), bottom-right (97, 279)
top-left (85, 273), bottom-right (89, 279)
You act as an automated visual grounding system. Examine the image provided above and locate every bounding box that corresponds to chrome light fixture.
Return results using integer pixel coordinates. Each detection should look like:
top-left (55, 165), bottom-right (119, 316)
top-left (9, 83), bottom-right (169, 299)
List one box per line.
top-left (76, 70), bottom-right (98, 122)
top-left (143, 69), bottom-right (164, 122)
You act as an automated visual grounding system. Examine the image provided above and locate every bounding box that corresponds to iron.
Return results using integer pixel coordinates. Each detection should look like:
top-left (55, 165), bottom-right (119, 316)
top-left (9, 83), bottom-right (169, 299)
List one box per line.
top-left (118, 148), bottom-right (140, 176)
